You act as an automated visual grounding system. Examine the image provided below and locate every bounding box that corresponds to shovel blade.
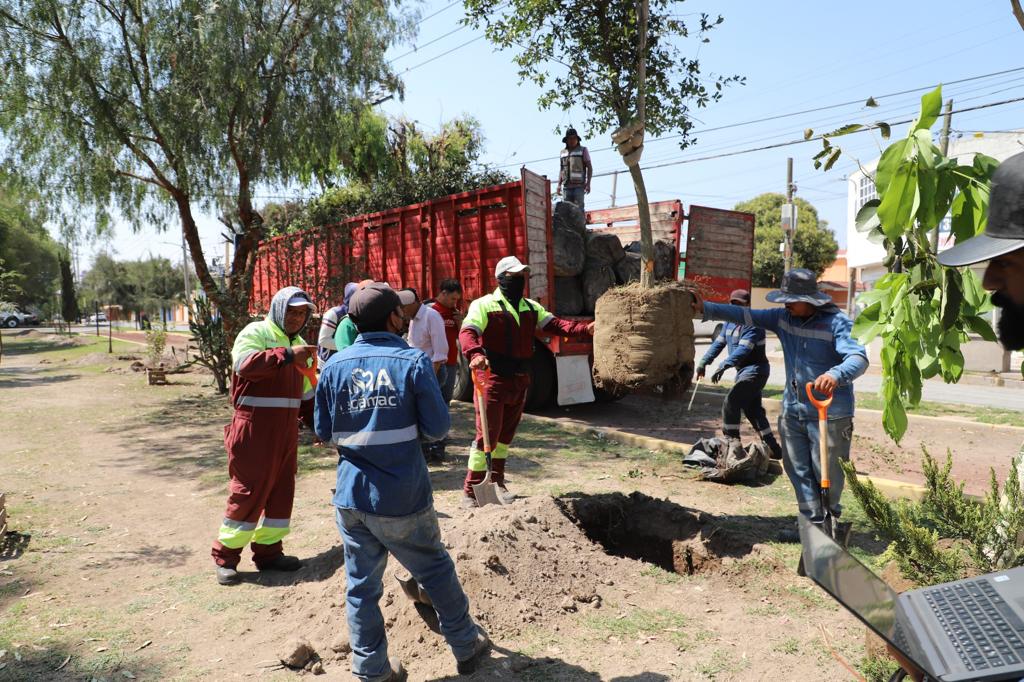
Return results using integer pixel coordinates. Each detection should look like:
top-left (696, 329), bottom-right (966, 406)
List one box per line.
top-left (472, 471), bottom-right (505, 507)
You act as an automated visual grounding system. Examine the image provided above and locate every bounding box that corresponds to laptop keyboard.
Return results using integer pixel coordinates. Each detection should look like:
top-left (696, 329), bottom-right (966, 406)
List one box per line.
top-left (925, 578), bottom-right (1024, 673)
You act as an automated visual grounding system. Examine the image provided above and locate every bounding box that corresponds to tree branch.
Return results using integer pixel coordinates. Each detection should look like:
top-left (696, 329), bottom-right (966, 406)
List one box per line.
top-left (1014, 0), bottom-right (1024, 32)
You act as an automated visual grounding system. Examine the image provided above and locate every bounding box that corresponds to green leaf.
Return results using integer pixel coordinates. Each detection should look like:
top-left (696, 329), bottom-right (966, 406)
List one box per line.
top-left (876, 122), bottom-right (891, 139)
top-left (912, 85), bottom-right (943, 133)
top-left (804, 128), bottom-right (814, 140)
top-left (941, 268), bottom-right (963, 331)
top-left (917, 165), bottom-right (939, 228)
top-left (882, 384), bottom-right (909, 442)
top-left (973, 153), bottom-right (999, 178)
top-left (852, 301), bottom-right (884, 343)
top-left (823, 148), bottom-right (842, 171)
top-left (826, 123), bottom-right (864, 138)
top-left (866, 96), bottom-right (879, 108)
top-left (855, 198), bottom-right (881, 233)
top-left (875, 139), bottom-right (910, 196)
top-left (964, 315), bottom-right (997, 342)
top-left (961, 268), bottom-right (990, 310)
top-left (877, 161), bottom-right (919, 240)
top-left (939, 345), bottom-right (965, 383)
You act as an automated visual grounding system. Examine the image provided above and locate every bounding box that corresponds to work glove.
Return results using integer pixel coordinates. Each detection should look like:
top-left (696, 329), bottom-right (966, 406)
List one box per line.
top-left (696, 364), bottom-right (706, 379)
top-left (711, 366), bottom-right (728, 384)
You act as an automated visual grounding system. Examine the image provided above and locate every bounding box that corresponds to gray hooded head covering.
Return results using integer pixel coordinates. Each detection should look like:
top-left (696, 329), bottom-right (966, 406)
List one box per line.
top-left (268, 286), bottom-right (314, 337)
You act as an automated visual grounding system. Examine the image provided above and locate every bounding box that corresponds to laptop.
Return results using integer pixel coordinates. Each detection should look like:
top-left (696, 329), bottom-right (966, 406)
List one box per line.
top-left (799, 516), bottom-right (1024, 681)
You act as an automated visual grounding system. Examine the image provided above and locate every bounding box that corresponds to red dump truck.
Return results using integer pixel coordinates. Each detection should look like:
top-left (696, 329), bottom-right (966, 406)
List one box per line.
top-left (251, 168), bottom-right (755, 409)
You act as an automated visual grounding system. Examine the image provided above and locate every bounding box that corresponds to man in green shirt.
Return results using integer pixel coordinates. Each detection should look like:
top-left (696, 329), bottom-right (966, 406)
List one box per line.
top-left (332, 279), bottom-right (374, 352)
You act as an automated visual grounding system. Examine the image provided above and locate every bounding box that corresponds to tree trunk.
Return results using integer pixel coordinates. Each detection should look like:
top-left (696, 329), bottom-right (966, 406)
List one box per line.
top-left (1013, 0), bottom-right (1024, 32)
top-left (629, 163), bottom-right (656, 288)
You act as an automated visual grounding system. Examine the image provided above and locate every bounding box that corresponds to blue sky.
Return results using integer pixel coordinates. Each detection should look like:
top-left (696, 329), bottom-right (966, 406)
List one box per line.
top-left (75, 0), bottom-right (1024, 269)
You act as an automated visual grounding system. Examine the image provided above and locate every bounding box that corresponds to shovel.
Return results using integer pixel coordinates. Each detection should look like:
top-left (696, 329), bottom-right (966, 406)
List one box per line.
top-left (687, 375), bottom-right (702, 412)
top-left (471, 369), bottom-right (505, 507)
top-left (805, 381), bottom-right (836, 539)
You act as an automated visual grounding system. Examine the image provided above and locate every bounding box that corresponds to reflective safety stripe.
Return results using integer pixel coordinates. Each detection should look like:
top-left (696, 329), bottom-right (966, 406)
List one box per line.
top-left (777, 319), bottom-right (833, 342)
top-left (538, 313), bottom-right (553, 329)
top-left (738, 339), bottom-right (754, 349)
top-left (333, 424), bottom-right (418, 447)
top-left (252, 518), bottom-right (290, 544)
top-left (462, 323), bottom-right (483, 335)
top-left (492, 442), bottom-right (510, 460)
top-left (233, 349), bottom-right (258, 374)
top-left (218, 519), bottom-right (258, 549)
top-left (236, 396), bottom-right (302, 408)
top-left (468, 442), bottom-right (510, 470)
top-left (759, 427), bottom-right (775, 436)
top-left (756, 340), bottom-right (767, 346)
top-left (722, 423), bottom-right (741, 431)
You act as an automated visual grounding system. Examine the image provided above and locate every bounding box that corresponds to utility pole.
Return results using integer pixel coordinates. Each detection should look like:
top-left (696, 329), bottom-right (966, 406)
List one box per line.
top-left (610, 171), bottom-right (619, 208)
top-left (783, 157), bottom-right (796, 272)
top-left (931, 99), bottom-right (954, 253)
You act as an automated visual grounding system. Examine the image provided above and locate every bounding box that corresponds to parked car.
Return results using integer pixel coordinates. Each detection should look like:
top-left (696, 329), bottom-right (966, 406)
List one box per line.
top-left (2, 310), bottom-right (39, 328)
top-left (693, 319), bottom-right (723, 340)
top-left (87, 312), bottom-right (108, 324)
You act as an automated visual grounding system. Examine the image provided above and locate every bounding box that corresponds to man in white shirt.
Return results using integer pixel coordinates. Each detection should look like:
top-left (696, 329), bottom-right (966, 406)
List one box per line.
top-left (401, 288), bottom-right (449, 376)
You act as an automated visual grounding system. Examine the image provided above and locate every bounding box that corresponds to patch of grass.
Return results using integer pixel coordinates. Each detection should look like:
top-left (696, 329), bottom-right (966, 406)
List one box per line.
top-left (858, 654), bottom-right (901, 682)
top-left (784, 584), bottom-right (837, 611)
top-left (744, 602), bottom-right (781, 617)
top-left (297, 444), bottom-right (336, 476)
top-left (639, 564), bottom-right (683, 584)
top-left (775, 636), bottom-right (801, 655)
top-left (583, 607), bottom-right (689, 645)
top-left (694, 648), bottom-right (746, 679)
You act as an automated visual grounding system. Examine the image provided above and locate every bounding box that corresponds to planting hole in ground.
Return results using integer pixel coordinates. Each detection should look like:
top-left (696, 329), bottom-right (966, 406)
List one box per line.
top-left (556, 491), bottom-right (751, 576)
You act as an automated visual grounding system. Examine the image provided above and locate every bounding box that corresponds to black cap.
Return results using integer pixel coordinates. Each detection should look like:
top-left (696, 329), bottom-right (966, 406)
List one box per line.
top-left (348, 283), bottom-right (401, 328)
top-left (938, 151), bottom-right (1024, 266)
top-left (765, 269), bottom-right (832, 306)
top-left (562, 127), bottom-right (581, 143)
top-left (729, 289), bottom-right (751, 305)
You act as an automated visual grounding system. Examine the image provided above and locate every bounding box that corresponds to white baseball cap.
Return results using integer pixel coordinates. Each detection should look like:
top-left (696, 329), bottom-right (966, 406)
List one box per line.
top-left (397, 288), bottom-right (418, 305)
top-left (495, 255), bottom-right (530, 278)
top-left (286, 294), bottom-right (315, 309)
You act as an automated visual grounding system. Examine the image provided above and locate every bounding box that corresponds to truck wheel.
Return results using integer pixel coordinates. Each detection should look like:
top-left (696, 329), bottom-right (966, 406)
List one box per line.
top-left (3, 317), bottom-right (17, 328)
top-left (452, 345), bottom-right (473, 403)
top-left (525, 343), bottom-right (555, 411)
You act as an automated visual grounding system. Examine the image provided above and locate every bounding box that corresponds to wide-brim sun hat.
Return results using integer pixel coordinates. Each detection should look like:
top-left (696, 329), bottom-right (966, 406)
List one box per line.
top-left (765, 268), bottom-right (832, 306)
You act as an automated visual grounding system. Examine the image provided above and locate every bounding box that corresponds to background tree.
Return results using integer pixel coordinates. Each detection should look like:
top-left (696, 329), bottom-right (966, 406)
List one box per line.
top-left (463, 0), bottom-right (741, 287)
top-left (0, 0), bottom-right (410, 342)
top-left (58, 251), bottom-right (79, 324)
top-left (80, 254), bottom-right (184, 320)
top-left (0, 174), bottom-right (59, 308)
top-left (736, 193), bottom-right (839, 287)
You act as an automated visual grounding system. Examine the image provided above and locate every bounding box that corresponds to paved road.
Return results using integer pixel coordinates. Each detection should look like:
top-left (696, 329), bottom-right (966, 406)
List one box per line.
top-left (694, 340), bottom-right (1024, 411)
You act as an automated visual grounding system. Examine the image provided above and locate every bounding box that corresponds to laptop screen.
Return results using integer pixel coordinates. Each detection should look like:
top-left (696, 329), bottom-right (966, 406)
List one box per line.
top-left (799, 517), bottom-right (934, 676)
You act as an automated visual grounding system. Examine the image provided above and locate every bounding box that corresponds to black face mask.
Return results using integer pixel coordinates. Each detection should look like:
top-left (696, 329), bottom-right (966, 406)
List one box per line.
top-left (992, 291), bottom-right (1024, 351)
top-left (498, 274), bottom-right (526, 306)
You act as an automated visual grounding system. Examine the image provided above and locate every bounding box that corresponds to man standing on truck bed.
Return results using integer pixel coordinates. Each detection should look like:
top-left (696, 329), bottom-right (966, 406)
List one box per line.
top-left (556, 127), bottom-right (591, 212)
top-left (696, 289), bottom-right (783, 460)
top-left (459, 256), bottom-right (595, 507)
top-left (211, 286), bottom-right (317, 586)
top-left (693, 270), bottom-right (868, 539)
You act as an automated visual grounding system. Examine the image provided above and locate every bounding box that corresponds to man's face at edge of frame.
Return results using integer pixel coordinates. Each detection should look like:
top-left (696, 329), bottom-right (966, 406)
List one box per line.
top-left (984, 247), bottom-right (1024, 351)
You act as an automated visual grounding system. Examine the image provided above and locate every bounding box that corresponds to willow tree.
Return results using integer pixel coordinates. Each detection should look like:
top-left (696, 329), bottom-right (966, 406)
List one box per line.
top-left (0, 0), bottom-right (410, 338)
top-left (463, 0), bottom-right (741, 286)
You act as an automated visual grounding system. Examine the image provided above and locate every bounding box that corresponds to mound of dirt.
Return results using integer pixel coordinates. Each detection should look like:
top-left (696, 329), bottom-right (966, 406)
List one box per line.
top-left (591, 281), bottom-right (696, 394)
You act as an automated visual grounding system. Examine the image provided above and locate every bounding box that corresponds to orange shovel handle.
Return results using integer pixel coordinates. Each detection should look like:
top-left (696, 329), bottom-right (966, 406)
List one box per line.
top-left (298, 363), bottom-right (317, 389)
top-left (805, 382), bottom-right (832, 490)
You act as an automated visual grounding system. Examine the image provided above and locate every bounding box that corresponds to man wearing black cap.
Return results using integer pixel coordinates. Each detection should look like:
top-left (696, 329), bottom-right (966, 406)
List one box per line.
top-left (694, 270), bottom-right (869, 537)
top-left (696, 289), bottom-right (783, 460)
top-left (315, 283), bottom-right (490, 682)
top-left (557, 127), bottom-right (592, 211)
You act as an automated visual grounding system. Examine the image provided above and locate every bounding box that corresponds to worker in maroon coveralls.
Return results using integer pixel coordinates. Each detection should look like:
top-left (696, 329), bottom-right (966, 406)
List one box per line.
top-left (211, 286), bottom-right (317, 586)
top-left (459, 256), bottom-right (594, 508)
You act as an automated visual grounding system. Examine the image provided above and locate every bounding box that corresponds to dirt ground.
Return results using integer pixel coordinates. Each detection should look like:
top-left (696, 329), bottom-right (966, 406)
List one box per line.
top-left (541, 387), bottom-right (1024, 497)
top-left (1, 329), bottom-right (1000, 681)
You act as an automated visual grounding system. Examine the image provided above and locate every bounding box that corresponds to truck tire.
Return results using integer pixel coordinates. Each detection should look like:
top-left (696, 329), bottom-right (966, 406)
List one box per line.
top-left (3, 317), bottom-right (17, 328)
top-left (524, 343), bottom-right (555, 411)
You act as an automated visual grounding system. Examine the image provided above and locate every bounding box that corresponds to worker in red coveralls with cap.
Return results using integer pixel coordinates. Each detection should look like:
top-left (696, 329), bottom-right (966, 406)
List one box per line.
top-left (459, 256), bottom-right (594, 508)
top-left (211, 286), bottom-right (317, 586)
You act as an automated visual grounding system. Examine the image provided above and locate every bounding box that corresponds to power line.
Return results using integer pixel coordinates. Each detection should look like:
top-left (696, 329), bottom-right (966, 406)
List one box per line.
top-left (494, 65), bottom-right (1024, 169)
top-left (390, 23), bottom-right (468, 63)
top-left (414, 0), bottom-right (460, 27)
top-left (589, 96), bottom-right (1024, 178)
top-left (399, 34), bottom-right (486, 74)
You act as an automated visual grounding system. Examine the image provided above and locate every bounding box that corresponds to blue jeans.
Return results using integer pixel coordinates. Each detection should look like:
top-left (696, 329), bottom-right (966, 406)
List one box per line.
top-left (439, 364), bottom-right (457, 404)
top-left (563, 186), bottom-right (585, 211)
top-left (334, 505), bottom-right (479, 680)
top-left (778, 415), bottom-right (854, 522)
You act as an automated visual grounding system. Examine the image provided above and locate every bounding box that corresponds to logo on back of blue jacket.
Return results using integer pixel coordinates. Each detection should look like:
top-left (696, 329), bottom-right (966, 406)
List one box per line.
top-left (347, 367), bottom-right (398, 410)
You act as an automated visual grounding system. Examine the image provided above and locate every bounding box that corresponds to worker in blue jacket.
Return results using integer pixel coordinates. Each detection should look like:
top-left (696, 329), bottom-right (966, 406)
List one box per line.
top-left (696, 289), bottom-right (783, 460)
top-left (693, 270), bottom-right (869, 538)
top-left (315, 283), bottom-right (491, 681)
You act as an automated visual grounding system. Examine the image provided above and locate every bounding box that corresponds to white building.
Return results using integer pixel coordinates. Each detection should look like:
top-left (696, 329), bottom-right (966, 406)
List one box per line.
top-left (846, 131), bottom-right (1024, 285)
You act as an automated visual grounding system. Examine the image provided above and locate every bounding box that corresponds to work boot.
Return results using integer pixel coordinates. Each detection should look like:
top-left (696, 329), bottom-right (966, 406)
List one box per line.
top-left (257, 554), bottom-right (303, 572)
top-left (489, 459), bottom-right (515, 503)
top-left (456, 628), bottom-right (492, 675)
top-left (369, 657), bottom-right (407, 682)
top-left (216, 566), bottom-right (240, 586)
top-left (496, 483), bottom-right (516, 505)
top-left (460, 494), bottom-right (479, 510)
